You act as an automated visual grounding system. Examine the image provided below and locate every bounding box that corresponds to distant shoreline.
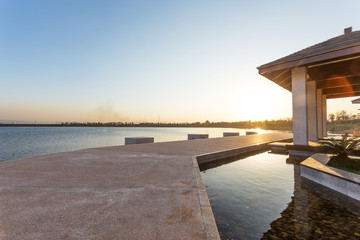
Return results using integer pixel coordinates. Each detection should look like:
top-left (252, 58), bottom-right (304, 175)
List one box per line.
top-left (0, 123), bottom-right (293, 131)
top-left (2, 123), bottom-right (357, 133)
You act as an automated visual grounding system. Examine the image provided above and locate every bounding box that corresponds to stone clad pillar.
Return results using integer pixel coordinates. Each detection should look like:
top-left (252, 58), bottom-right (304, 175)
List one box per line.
top-left (322, 95), bottom-right (327, 137)
top-left (317, 89), bottom-right (323, 139)
top-left (292, 67), bottom-right (308, 145)
top-left (307, 81), bottom-right (317, 141)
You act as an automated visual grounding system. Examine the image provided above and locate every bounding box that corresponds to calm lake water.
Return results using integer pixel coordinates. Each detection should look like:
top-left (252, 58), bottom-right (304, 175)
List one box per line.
top-left (0, 127), bottom-right (279, 162)
top-left (201, 152), bottom-right (360, 240)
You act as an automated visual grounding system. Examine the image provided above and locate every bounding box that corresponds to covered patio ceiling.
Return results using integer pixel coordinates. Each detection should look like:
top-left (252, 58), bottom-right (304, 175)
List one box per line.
top-left (258, 28), bottom-right (360, 99)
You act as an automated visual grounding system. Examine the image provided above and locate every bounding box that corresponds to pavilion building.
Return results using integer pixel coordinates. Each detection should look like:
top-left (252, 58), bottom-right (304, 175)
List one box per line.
top-left (258, 27), bottom-right (360, 146)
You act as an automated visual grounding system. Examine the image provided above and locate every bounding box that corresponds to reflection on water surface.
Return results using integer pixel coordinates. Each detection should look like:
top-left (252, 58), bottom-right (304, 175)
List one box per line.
top-left (200, 152), bottom-right (360, 240)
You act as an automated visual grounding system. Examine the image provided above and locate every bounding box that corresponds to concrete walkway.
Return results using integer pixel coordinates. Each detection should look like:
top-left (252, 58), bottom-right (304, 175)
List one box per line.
top-left (0, 133), bottom-right (292, 239)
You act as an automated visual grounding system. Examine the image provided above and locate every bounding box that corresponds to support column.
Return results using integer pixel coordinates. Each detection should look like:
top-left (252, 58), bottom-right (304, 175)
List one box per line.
top-left (292, 67), bottom-right (308, 145)
top-left (317, 89), bottom-right (323, 139)
top-left (322, 95), bottom-right (327, 137)
top-left (307, 81), bottom-right (317, 141)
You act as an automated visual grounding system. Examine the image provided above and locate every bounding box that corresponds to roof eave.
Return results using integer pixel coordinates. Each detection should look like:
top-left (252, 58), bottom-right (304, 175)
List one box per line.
top-left (258, 45), bottom-right (360, 75)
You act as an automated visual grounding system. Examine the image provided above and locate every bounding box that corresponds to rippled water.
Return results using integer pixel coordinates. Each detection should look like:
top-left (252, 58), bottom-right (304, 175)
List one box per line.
top-left (201, 152), bottom-right (360, 240)
top-left (0, 126), bottom-right (277, 162)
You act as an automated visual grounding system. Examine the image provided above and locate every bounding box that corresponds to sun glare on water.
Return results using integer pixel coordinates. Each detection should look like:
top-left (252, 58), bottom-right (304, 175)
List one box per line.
top-left (255, 128), bottom-right (266, 134)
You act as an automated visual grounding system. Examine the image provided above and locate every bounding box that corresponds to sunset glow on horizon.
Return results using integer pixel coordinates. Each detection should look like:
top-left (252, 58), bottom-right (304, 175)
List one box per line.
top-left (1, 1), bottom-right (359, 124)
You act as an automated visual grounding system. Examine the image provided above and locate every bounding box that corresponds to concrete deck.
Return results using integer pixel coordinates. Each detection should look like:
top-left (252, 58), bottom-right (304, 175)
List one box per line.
top-left (0, 133), bottom-right (292, 239)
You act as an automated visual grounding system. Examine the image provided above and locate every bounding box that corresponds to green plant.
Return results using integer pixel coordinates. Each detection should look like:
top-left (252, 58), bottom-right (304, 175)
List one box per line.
top-left (327, 157), bottom-right (360, 175)
top-left (320, 136), bottom-right (360, 159)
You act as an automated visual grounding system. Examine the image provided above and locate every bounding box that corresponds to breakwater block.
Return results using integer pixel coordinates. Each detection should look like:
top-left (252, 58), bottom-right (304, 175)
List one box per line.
top-left (188, 134), bottom-right (209, 140)
top-left (223, 132), bottom-right (239, 137)
top-left (268, 142), bottom-right (290, 154)
top-left (125, 137), bottom-right (154, 145)
top-left (246, 131), bottom-right (258, 135)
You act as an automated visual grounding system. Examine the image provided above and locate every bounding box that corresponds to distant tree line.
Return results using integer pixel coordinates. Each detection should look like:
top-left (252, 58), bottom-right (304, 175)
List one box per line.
top-left (328, 110), bottom-right (360, 124)
top-left (0, 119), bottom-right (293, 130)
top-left (327, 110), bottom-right (360, 132)
top-left (2, 111), bottom-right (358, 131)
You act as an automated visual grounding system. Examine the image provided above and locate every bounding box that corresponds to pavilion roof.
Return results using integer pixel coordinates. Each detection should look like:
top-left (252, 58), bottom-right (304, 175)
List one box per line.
top-left (258, 28), bottom-right (360, 99)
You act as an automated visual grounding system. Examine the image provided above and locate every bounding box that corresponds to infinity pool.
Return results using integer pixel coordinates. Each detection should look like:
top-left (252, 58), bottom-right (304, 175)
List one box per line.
top-left (200, 152), bottom-right (360, 240)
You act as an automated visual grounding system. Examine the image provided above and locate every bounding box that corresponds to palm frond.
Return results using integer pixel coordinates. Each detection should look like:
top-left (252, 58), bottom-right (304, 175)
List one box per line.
top-left (319, 136), bottom-right (360, 158)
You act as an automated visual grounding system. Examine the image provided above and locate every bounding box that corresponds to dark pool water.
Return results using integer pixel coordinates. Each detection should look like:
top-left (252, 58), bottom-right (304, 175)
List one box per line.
top-left (200, 152), bottom-right (360, 240)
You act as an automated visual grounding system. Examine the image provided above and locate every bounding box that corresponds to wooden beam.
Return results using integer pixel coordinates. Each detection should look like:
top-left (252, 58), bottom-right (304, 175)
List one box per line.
top-left (278, 75), bottom-right (291, 86)
top-left (317, 75), bottom-right (360, 89)
top-left (262, 72), bottom-right (292, 92)
top-left (266, 69), bottom-right (291, 82)
top-left (326, 91), bottom-right (360, 99)
top-left (308, 58), bottom-right (360, 81)
top-left (282, 79), bottom-right (292, 91)
top-left (323, 85), bottom-right (360, 95)
top-left (262, 69), bottom-right (291, 86)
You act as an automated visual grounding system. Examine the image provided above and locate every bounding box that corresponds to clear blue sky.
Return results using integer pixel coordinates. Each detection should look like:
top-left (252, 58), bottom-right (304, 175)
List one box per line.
top-left (1, 0), bottom-right (359, 123)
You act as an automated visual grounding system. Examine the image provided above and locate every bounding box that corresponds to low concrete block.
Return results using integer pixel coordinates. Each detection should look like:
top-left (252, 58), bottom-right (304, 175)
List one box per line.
top-left (300, 153), bottom-right (360, 201)
top-left (268, 142), bottom-right (290, 153)
top-left (301, 166), bottom-right (347, 194)
top-left (246, 131), bottom-right (258, 135)
top-left (287, 144), bottom-right (318, 160)
top-left (125, 137), bottom-right (154, 145)
top-left (223, 132), bottom-right (239, 137)
top-left (188, 134), bottom-right (209, 140)
top-left (289, 150), bottom-right (314, 160)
